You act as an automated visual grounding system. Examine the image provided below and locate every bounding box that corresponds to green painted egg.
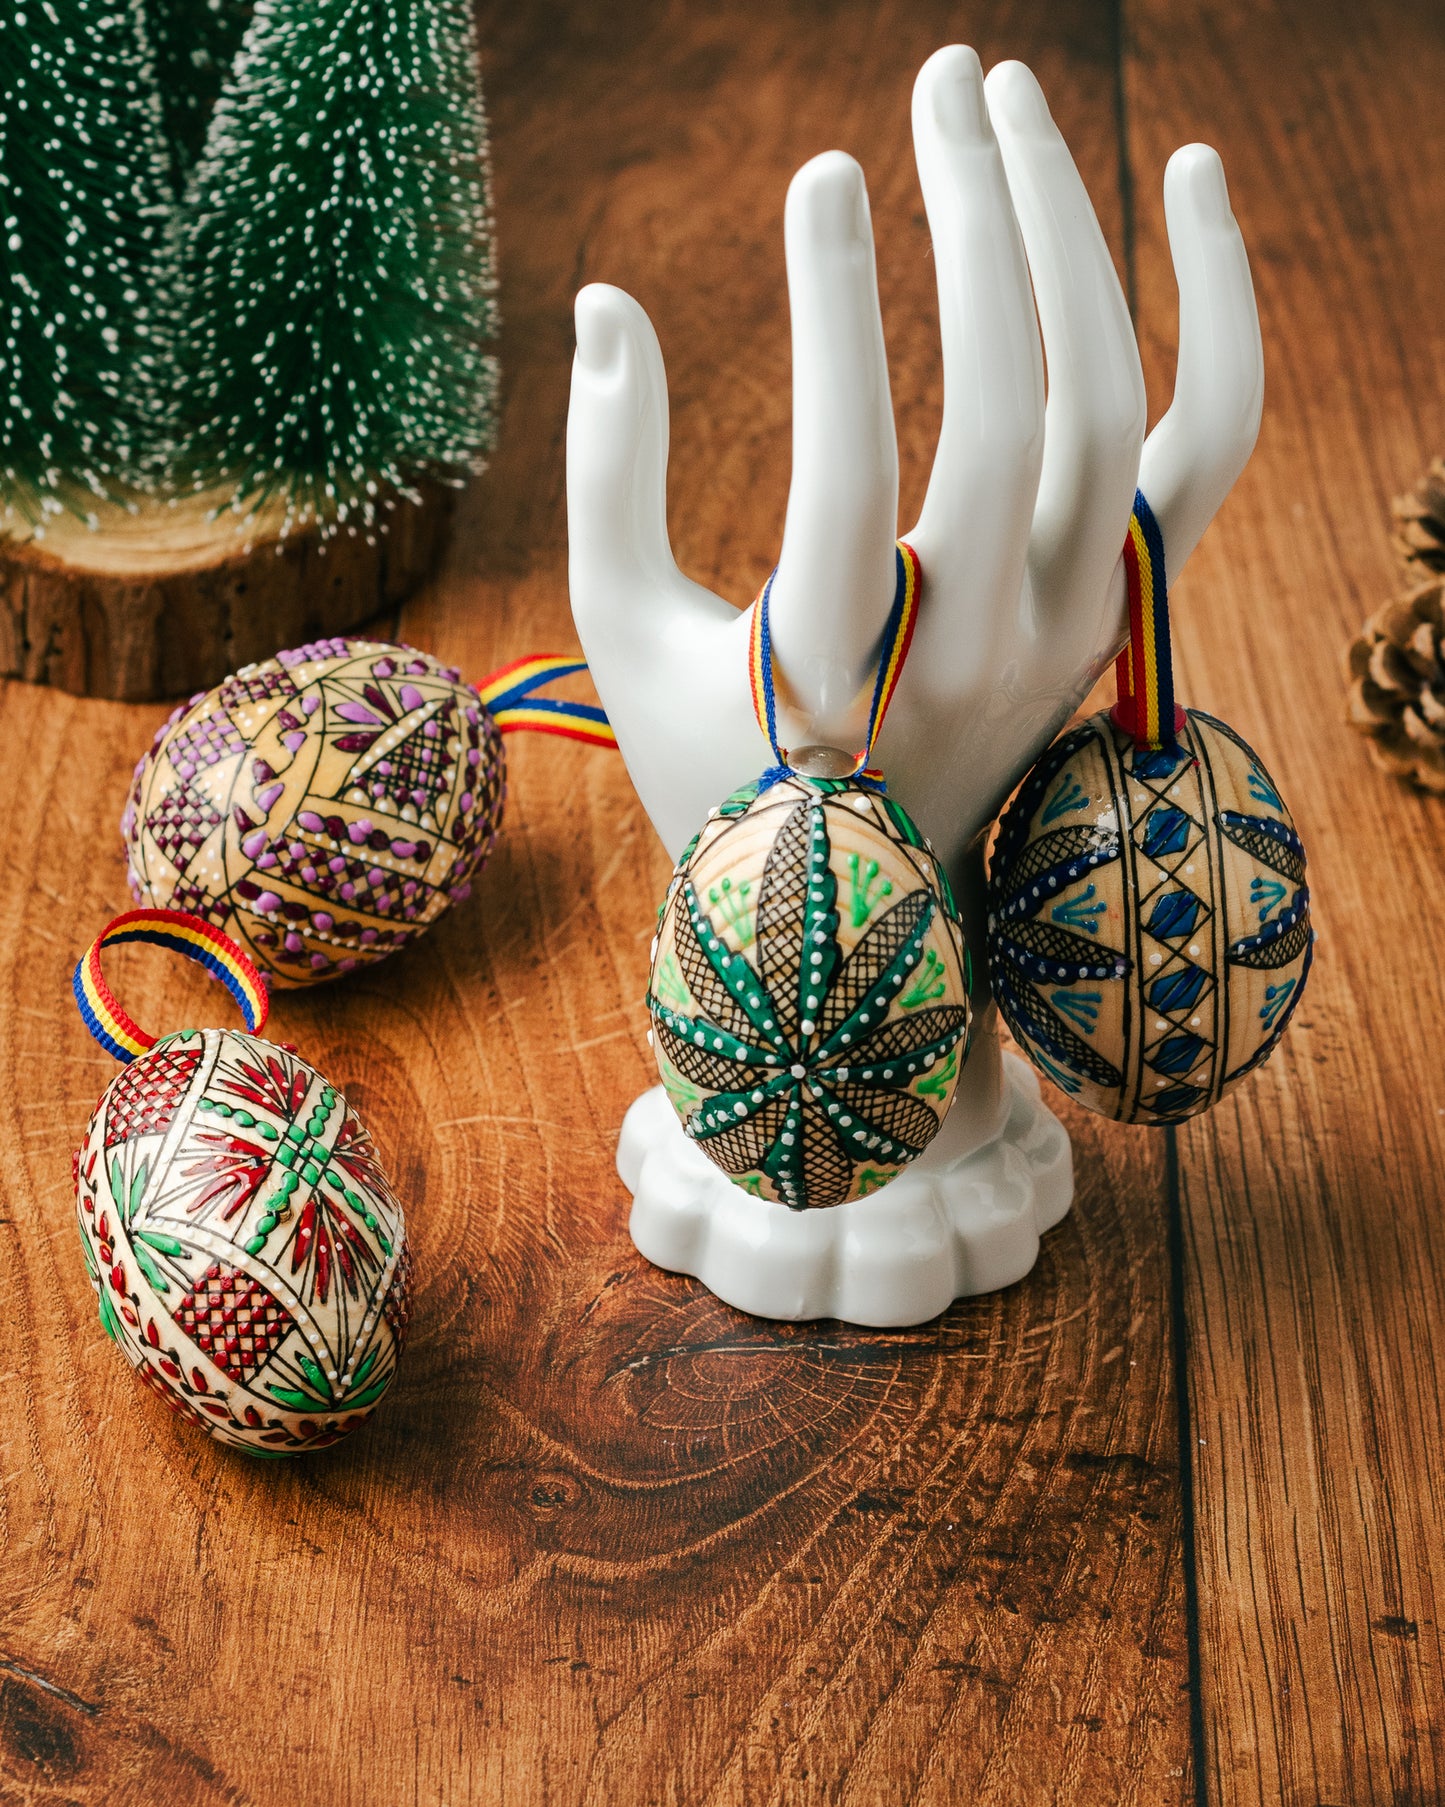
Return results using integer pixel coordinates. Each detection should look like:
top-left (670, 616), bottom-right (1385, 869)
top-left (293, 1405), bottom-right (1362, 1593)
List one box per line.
top-left (648, 771), bottom-right (972, 1210)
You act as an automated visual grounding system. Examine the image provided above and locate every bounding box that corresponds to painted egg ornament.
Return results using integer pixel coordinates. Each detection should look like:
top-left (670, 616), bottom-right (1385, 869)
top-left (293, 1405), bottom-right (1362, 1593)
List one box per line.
top-left (649, 768), bottom-right (971, 1209)
top-left (986, 494), bottom-right (1313, 1124)
top-left (648, 541), bottom-right (973, 1210)
top-left (72, 912), bottom-right (412, 1456)
top-left (123, 640), bottom-right (613, 987)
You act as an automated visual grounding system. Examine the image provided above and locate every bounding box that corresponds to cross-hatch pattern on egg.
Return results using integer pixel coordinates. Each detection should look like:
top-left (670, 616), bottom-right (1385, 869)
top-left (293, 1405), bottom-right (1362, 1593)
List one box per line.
top-left (986, 709), bottom-right (1313, 1124)
top-left (74, 1028), bottom-right (410, 1456)
top-left (123, 637), bottom-right (507, 986)
top-left (648, 773), bottom-right (972, 1211)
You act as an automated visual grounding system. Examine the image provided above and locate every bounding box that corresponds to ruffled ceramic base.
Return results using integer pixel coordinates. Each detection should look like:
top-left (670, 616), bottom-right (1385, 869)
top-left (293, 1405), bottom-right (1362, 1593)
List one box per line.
top-left (619, 1051), bottom-right (1072, 1326)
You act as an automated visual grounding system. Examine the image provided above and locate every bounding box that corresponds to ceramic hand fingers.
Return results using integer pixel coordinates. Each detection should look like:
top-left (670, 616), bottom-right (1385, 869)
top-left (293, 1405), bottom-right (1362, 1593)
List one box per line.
top-left (905, 46), bottom-right (1044, 691)
top-left (1137, 146), bottom-right (1263, 585)
top-left (765, 153), bottom-right (899, 753)
top-left (568, 285), bottom-right (762, 854)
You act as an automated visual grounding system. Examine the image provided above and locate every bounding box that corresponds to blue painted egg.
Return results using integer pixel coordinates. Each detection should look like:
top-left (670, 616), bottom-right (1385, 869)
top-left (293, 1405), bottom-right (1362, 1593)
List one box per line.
top-left (986, 709), bottom-right (1312, 1123)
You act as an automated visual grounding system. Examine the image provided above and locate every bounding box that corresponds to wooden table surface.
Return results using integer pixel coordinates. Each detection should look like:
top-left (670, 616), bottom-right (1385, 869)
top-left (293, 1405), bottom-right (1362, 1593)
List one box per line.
top-left (4, 1), bottom-right (1444, 1801)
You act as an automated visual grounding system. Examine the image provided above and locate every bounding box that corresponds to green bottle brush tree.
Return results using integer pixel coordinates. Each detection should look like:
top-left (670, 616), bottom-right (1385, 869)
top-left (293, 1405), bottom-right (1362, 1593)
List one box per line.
top-left (0, 0), bottom-right (499, 700)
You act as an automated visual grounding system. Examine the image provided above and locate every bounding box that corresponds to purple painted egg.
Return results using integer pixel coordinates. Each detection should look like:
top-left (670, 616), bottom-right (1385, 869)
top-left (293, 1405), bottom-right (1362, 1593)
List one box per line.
top-left (122, 638), bottom-right (506, 985)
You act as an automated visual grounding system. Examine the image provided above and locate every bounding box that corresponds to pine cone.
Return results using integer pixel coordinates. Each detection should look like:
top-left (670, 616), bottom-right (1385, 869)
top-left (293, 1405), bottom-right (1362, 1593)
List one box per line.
top-left (1393, 457), bottom-right (1445, 574)
top-left (1344, 576), bottom-right (1445, 793)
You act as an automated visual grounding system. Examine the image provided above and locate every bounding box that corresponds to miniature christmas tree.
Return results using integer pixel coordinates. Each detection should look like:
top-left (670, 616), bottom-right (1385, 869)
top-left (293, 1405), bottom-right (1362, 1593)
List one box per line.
top-left (172, 0), bottom-right (499, 531)
top-left (144, 0), bottom-right (253, 187)
top-left (0, 0), bottom-right (175, 524)
top-left (0, 0), bottom-right (497, 697)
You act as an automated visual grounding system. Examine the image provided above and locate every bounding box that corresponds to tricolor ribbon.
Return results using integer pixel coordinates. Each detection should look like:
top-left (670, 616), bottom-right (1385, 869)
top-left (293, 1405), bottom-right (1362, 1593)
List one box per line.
top-left (749, 541), bottom-right (922, 787)
top-left (475, 654), bottom-right (616, 748)
top-left (1112, 489), bottom-right (1186, 752)
top-left (75, 911), bottom-right (269, 1064)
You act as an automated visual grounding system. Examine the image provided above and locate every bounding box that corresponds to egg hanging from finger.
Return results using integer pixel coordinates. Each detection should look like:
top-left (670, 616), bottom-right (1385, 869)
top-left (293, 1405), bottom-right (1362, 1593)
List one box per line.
top-left (986, 707), bottom-right (1313, 1123)
top-left (648, 771), bottom-right (972, 1210)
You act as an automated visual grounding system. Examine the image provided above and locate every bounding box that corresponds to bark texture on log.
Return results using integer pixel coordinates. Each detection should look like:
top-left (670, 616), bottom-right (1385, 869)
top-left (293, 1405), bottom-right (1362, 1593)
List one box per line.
top-left (0, 485), bottom-right (454, 702)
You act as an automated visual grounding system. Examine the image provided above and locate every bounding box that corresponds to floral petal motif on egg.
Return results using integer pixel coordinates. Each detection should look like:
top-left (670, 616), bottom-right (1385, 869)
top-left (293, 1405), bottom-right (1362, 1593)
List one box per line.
top-left (649, 773), bottom-right (972, 1210)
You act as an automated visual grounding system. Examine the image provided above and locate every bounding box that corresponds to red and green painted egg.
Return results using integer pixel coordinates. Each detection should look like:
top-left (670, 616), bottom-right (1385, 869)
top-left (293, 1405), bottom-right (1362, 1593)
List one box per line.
top-left (75, 1027), bottom-right (411, 1455)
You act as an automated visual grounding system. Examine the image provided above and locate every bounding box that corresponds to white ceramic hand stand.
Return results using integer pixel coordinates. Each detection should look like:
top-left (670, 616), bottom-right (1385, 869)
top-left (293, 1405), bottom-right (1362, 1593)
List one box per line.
top-left (567, 48), bottom-right (1263, 1325)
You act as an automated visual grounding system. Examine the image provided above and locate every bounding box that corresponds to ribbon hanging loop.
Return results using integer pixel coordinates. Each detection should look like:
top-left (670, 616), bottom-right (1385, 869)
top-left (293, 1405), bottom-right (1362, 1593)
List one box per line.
top-left (749, 541), bottom-right (922, 788)
top-left (1112, 489), bottom-right (1187, 752)
top-left (75, 911), bottom-right (270, 1064)
top-left (475, 654), bottom-right (616, 748)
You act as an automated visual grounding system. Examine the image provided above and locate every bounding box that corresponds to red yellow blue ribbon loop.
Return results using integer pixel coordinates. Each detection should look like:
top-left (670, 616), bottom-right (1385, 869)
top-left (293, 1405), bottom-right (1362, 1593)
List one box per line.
top-left (749, 541), bottom-right (922, 785)
top-left (75, 911), bottom-right (270, 1065)
top-left (1112, 489), bottom-right (1184, 752)
top-left (476, 653), bottom-right (616, 749)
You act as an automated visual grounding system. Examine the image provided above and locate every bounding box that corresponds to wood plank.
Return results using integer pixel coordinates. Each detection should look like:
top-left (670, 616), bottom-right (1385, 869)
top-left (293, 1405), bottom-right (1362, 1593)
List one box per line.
top-left (1124, 1), bottom-right (1445, 1800)
top-left (0, 5), bottom-right (1193, 1801)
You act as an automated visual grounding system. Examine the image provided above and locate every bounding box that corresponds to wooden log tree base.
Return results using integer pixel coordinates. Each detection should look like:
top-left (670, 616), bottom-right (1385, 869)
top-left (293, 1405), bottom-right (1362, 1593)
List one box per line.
top-left (0, 484), bottom-right (454, 703)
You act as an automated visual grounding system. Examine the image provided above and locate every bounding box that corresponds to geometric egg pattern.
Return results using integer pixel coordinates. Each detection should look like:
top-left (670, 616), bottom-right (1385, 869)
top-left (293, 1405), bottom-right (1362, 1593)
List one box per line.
top-left (122, 637), bottom-right (506, 987)
top-left (987, 708), bottom-right (1313, 1123)
top-left (74, 1028), bottom-right (411, 1455)
top-left (648, 771), bottom-right (972, 1209)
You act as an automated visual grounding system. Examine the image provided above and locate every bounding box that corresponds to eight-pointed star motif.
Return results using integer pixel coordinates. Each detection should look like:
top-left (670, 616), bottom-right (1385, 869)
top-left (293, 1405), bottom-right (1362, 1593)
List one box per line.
top-left (649, 787), bottom-right (970, 1210)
